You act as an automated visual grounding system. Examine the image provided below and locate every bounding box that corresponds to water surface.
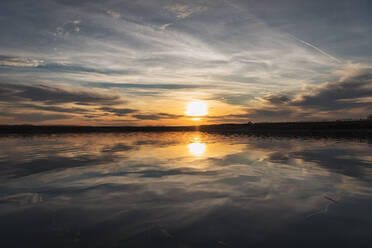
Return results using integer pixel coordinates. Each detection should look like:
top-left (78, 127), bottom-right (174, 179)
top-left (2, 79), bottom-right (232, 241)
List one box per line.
top-left (0, 132), bottom-right (372, 247)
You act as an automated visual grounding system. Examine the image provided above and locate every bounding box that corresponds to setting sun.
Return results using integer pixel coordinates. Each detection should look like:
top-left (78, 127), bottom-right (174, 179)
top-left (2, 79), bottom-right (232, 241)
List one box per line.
top-left (186, 101), bottom-right (208, 116)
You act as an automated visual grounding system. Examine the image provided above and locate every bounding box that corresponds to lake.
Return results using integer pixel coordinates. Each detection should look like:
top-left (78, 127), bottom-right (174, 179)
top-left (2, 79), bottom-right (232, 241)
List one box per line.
top-left (0, 132), bottom-right (372, 247)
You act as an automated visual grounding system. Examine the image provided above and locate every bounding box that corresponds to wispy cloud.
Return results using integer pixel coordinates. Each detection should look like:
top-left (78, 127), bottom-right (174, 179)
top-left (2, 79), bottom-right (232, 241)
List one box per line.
top-left (106, 9), bottom-right (120, 19)
top-left (86, 82), bottom-right (207, 90)
top-left (0, 55), bottom-right (44, 67)
top-left (36, 63), bottom-right (137, 75)
top-left (0, 0), bottom-right (371, 124)
top-left (99, 107), bottom-right (138, 116)
top-left (54, 20), bottom-right (81, 38)
top-left (159, 23), bottom-right (171, 30)
top-left (165, 4), bottom-right (207, 19)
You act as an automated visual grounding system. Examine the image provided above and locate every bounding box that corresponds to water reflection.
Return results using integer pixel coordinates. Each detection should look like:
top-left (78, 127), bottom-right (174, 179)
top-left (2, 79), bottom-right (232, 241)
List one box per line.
top-left (0, 132), bottom-right (371, 247)
top-left (187, 142), bottom-right (206, 156)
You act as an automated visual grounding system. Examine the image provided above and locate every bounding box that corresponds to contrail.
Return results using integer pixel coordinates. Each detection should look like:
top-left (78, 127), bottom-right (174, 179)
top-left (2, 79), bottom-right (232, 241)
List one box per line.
top-left (290, 34), bottom-right (341, 63)
top-left (222, 2), bottom-right (341, 64)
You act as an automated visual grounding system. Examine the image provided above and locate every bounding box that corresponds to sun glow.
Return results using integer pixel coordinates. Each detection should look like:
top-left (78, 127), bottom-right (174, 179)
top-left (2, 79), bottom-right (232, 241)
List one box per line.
top-left (186, 101), bottom-right (208, 116)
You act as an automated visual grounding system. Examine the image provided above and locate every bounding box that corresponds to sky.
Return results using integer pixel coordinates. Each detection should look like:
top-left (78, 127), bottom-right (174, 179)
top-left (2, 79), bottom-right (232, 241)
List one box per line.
top-left (1, 0), bottom-right (372, 125)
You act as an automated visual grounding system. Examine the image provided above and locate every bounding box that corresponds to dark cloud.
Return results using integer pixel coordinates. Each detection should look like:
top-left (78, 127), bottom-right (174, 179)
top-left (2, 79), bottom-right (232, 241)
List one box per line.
top-left (83, 114), bottom-right (101, 119)
top-left (240, 72), bottom-right (372, 121)
top-left (0, 83), bottom-right (132, 123)
top-left (19, 103), bottom-right (89, 114)
top-left (99, 107), bottom-right (138, 116)
top-left (1, 112), bottom-right (70, 122)
top-left (0, 83), bottom-right (124, 106)
top-left (264, 94), bottom-right (291, 104)
top-left (230, 109), bottom-right (294, 121)
top-left (132, 114), bottom-right (165, 120)
top-left (292, 73), bottom-right (372, 111)
top-left (133, 113), bottom-right (184, 120)
top-left (158, 113), bottom-right (185, 118)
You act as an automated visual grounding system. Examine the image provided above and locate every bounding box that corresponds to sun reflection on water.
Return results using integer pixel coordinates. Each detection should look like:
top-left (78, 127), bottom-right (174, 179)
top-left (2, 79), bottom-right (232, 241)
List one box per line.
top-left (187, 142), bottom-right (206, 156)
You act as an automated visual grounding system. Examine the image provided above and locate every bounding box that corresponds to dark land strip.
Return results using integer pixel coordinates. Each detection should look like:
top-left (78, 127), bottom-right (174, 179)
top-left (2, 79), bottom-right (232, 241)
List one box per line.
top-left (1, 120), bottom-right (372, 139)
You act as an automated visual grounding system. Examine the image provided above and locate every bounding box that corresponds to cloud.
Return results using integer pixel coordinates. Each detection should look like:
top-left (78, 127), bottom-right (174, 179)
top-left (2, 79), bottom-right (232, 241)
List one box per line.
top-left (159, 23), bottom-right (171, 30)
top-left (229, 109), bottom-right (294, 120)
top-left (133, 113), bottom-right (184, 120)
top-left (132, 114), bottom-right (165, 120)
top-left (1, 112), bottom-right (70, 122)
top-left (0, 56), bottom-right (139, 76)
top-left (106, 9), bottom-right (120, 19)
top-left (263, 94), bottom-right (291, 104)
top-left (54, 20), bottom-right (81, 38)
top-left (16, 104), bottom-right (89, 114)
top-left (86, 82), bottom-right (206, 90)
top-left (0, 83), bottom-right (124, 106)
top-left (213, 94), bottom-right (255, 106)
top-left (1, 0), bottom-right (372, 125)
top-left (36, 63), bottom-right (137, 75)
top-left (0, 55), bottom-right (44, 67)
top-left (165, 3), bottom-right (207, 19)
top-left (292, 72), bottom-right (372, 111)
top-left (99, 107), bottom-right (138, 116)
top-left (0, 83), bottom-right (135, 123)
top-left (240, 70), bottom-right (372, 121)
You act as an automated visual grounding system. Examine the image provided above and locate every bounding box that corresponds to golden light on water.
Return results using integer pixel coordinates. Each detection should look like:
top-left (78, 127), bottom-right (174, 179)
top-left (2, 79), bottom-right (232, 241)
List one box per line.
top-left (187, 142), bottom-right (206, 156)
top-left (186, 101), bottom-right (208, 117)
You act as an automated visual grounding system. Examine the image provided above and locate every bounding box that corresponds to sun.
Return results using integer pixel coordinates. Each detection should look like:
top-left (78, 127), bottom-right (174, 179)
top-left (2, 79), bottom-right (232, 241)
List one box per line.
top-left (186, 101), bottom-right (208, 116)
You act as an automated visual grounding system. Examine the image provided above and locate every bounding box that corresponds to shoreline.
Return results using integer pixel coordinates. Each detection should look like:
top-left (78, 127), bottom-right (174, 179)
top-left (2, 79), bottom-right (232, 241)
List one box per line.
top-left (1, 120), bottom-right (372, 138)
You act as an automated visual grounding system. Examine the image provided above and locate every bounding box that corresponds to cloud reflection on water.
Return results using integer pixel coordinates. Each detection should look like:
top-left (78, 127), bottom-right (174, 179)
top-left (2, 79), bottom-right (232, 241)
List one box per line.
top-left (0, 133), bottom-right (372, 247)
